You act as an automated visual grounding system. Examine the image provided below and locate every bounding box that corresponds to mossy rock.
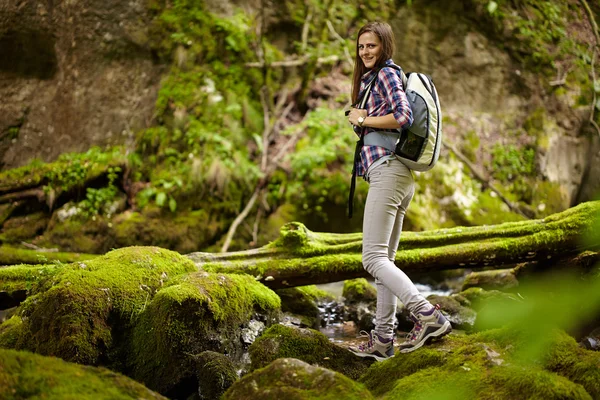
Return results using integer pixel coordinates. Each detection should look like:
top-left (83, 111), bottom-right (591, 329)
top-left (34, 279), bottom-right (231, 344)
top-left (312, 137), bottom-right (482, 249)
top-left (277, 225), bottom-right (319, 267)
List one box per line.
top-left (194, 351), bottom-right (238, 400)
top-left (0, 246), bottom-right (281, 398)
top-left (461, 268), bottom-right (519, 291)
top-left (0, 246), bottom-right (197, 365)
top-left (360, 327), bottom-right (597, 399)
top-left (126, 271), bottom-right (280, 395)
top-left (276, 285), bottom-right (335, 329)
top-left (459, 287), bottom-right (522, 310)
top-left (248, 324), bottom-right (374, 380)
top-left (0, 212), bottom-right (49, 244)
top-left (223, 358), bottom-right (374, 400)
top-left (0, 348), bottom-right (166, 400)
top-left (426, 294), bottom-right (477, 330)
top-left (343, 278), bottom-right (377, 304)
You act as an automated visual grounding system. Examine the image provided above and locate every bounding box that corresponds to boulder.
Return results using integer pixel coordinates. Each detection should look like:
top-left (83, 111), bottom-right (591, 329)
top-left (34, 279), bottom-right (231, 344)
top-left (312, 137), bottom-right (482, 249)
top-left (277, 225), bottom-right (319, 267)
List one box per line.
top-left (223, 358), bottom-right (373, 400)
top-left (461, 268), bottom-right (519, 291)
top-left (0, 246), bottom-right (281, 398)
top-left (248, 324), bottom-right (373, 380)
top-left (0, 348), bottom-right (165, 399)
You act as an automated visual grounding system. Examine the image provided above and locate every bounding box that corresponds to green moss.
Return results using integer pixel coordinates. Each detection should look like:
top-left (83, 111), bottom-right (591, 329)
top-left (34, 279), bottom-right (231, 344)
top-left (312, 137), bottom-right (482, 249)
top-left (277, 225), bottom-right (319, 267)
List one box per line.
top-left (343, 278), bottom-right (376, 303)
top-left (360, 348), bottom-right (447, 397)
top-left (0, 264), bottom-right (59, 294)
top-left (112, 209), bottom-right (225, 253)
top-left (127, 272), bottom-right (280, 393)
top-left (1, 212), bottom-right (49, 243)
top-left (0, 316), bottom-right (24, 349)
top-left (0, 348), bottom-right (166, 399)
top-left (0, 147), bottom-right (126, 194)
top-left (484, 366), bottom-right (591, 400)
top-left (276, 285), bottom-right (334, 328)
top-left (224, 358), bottom-right (374, 400)
top-left (543, 330), bottom-right (600, 398)
top-left (248, 324), bottom-right (373, 381)
top-left (195, 351), bottom-right (238, 400)
top-left (0, 247), bottom-right (196, 365)
top-left (531, 180), bottom-right (570, 217)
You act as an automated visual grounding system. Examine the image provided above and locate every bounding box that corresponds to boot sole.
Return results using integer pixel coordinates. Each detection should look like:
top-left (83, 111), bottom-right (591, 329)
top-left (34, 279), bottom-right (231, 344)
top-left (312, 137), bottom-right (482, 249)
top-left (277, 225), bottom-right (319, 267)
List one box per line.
top-left (348, 349), bottom-right (393, 362)
top-left (398, 321), bottom-right (452, 354)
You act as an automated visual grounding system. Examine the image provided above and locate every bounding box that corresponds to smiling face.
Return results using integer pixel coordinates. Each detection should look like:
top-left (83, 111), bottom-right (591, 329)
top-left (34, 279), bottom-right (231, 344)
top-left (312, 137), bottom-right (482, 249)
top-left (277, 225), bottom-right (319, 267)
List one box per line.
top-left (358, 31), bottom-right (382, 70)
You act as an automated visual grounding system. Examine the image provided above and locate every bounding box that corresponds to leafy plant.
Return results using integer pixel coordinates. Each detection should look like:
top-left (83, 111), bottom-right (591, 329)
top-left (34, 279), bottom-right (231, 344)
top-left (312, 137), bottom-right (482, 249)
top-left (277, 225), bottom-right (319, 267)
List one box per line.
top-left (137, 178), bottom-right (183, 212)
top-left (79, 167), bottom-right (122, 217)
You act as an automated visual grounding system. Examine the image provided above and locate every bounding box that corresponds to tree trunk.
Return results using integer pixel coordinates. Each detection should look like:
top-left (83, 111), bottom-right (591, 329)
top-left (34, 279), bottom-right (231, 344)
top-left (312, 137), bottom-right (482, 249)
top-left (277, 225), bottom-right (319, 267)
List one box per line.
top-left (186, 201), bottom-right (600, 289)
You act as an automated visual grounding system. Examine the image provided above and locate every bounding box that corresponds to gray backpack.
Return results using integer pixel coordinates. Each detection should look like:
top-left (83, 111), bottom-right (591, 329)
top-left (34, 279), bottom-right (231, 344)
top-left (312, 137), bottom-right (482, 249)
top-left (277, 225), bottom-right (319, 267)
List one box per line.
top-left (363, 66), bottom-right (443, 171)
top-left (347, 65), bottom-right (442, 218)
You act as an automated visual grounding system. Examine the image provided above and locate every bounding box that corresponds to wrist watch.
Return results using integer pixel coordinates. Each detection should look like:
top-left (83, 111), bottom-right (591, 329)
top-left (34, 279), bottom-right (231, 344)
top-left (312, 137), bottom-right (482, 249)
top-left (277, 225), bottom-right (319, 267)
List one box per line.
top-left (358, 116), bottom-right (365, 127)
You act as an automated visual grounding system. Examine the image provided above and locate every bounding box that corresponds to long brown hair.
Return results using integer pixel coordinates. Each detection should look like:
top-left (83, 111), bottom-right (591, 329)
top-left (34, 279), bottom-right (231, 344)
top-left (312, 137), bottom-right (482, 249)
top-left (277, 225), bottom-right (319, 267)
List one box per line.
top-left (351, 22), bottom-right (396, 105)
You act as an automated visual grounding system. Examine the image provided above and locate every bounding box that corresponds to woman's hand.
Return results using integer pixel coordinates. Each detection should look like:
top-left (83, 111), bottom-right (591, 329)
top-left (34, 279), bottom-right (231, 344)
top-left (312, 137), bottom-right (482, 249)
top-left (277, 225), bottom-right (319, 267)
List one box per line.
top-left (347, 108), bottom-right (368, 126)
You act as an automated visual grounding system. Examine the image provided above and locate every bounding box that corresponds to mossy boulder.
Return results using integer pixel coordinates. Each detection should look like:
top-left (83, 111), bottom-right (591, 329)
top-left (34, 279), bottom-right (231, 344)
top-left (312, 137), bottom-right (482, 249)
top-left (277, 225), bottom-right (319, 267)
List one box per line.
top-left (0, 246), bottom-right (281, 398)
top-left (0, 247), bottom-right (197, 365)
top-left (425, 294), bottom-right (477, 330)
top-left (461, 268), bottom-right (519, 291)
top-left (342, 278), bottom-right (377, 332)
top-left (126, 271), bottom-right (280, 395)
top-left (360, 327), bottom-right (598, 399)
top-left (194, 351), bottom-right (238, 400)
top-left (223, 358), bottom-right (374, 400)
top-left (248, 324), bottom-right (373, 380)
top-left (343, 278), bottom-right (377, 304)
top-left (276, 285), bottom-right (335, 329)
top-left (0, 348), bottom-right (166, 400)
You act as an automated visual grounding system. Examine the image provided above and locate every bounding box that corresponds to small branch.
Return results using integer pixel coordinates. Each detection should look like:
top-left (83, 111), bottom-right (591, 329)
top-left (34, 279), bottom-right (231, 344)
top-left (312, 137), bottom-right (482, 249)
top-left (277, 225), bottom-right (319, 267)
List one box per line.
top-left (260, 88), bottom-right (271, 172)
top-left (221, 190), bottom-right (261, 253)
top-left (301, 9), bottom-right (313, 53)
top-left (20, 242), bottom-right (59, 253)
top-left (326, 19), bottom-right (353, 67)
top-left (0, 188), bottom-right (45, 204)
top-left (580, 0), bottom-right (600, 45)
top-left (444, 141), bottom-right (534, 219)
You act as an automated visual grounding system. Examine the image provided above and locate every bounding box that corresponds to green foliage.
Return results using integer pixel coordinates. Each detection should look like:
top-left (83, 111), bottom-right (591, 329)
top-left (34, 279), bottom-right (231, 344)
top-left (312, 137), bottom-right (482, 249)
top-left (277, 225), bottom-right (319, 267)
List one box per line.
top-left (285, 108), bottom-right (360, 225)
top-left (489, 144), bottom-right (536, 203)
top-left (490, 144), bottom-right (536, 181)
top-left (79, 167), bottom-right (122, 217)
top-left (475, 0), bottom-right (578, 74)
top-left (137, 177), bottom-right (182, 212)
top-left (41, 147), bottom-right (126, 195)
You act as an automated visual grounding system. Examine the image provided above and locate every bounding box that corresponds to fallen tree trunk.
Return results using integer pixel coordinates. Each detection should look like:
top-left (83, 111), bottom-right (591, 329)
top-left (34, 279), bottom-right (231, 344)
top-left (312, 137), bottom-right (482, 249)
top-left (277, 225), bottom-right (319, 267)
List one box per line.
top-left (187, 201), bottom-right (600, 289)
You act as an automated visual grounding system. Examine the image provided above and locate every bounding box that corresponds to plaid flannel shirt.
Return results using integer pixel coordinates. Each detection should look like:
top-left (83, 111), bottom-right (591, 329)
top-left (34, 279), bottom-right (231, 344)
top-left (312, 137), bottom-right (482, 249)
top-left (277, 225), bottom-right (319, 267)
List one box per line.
top-left (354, 59), bottom-right (413, 177)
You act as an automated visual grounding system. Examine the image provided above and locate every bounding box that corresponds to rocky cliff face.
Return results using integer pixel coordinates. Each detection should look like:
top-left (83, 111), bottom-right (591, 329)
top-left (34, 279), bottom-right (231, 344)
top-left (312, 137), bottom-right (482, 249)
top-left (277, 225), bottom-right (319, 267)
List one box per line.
top-left (0, 0), bottom-right (163, 169)
top-left (391, 1), bottom-right (598, 206)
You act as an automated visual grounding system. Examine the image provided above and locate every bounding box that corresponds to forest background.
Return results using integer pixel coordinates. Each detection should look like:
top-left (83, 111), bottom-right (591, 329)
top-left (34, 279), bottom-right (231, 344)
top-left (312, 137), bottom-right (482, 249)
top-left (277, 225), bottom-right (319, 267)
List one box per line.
top-left (1, 0), bottom-right (599, 257)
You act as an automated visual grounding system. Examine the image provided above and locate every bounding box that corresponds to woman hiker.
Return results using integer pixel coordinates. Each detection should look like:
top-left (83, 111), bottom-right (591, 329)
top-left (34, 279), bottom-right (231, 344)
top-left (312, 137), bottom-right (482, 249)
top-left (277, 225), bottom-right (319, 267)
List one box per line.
top-left (346, 21), bottom-right (451, 361)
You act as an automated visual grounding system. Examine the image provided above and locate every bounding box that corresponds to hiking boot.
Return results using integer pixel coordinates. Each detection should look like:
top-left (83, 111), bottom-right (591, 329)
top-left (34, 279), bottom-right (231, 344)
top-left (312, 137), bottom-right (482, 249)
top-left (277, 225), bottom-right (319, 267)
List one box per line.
top-left (398, 304), bottom-right (452, 353)
top-left (348, 330), bottom-right (394, 361)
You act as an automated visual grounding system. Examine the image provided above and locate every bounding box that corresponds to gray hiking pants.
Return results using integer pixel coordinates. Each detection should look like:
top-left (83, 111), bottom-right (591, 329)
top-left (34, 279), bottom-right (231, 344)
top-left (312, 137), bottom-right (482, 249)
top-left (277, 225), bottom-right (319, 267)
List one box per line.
top-left (363, 157), bottom-right (431, 339)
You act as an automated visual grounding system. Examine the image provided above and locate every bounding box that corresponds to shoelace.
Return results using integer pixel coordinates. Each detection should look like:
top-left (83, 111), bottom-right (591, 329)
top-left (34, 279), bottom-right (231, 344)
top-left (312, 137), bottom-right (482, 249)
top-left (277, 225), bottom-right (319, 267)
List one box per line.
top-left (405, 304), bottom-right (441, 342)
top-left (357, 330), bottom-right (374, 351)
top-left (406, 314), bottom-right (423, 342)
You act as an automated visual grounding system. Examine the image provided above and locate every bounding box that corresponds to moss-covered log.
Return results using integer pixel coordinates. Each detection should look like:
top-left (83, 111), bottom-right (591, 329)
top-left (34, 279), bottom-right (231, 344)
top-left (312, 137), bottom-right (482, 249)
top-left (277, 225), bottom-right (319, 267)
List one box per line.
top-left (0, 245), bottom-right (97, 266)
top-left (187, 201), bottom-right (600, 289)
